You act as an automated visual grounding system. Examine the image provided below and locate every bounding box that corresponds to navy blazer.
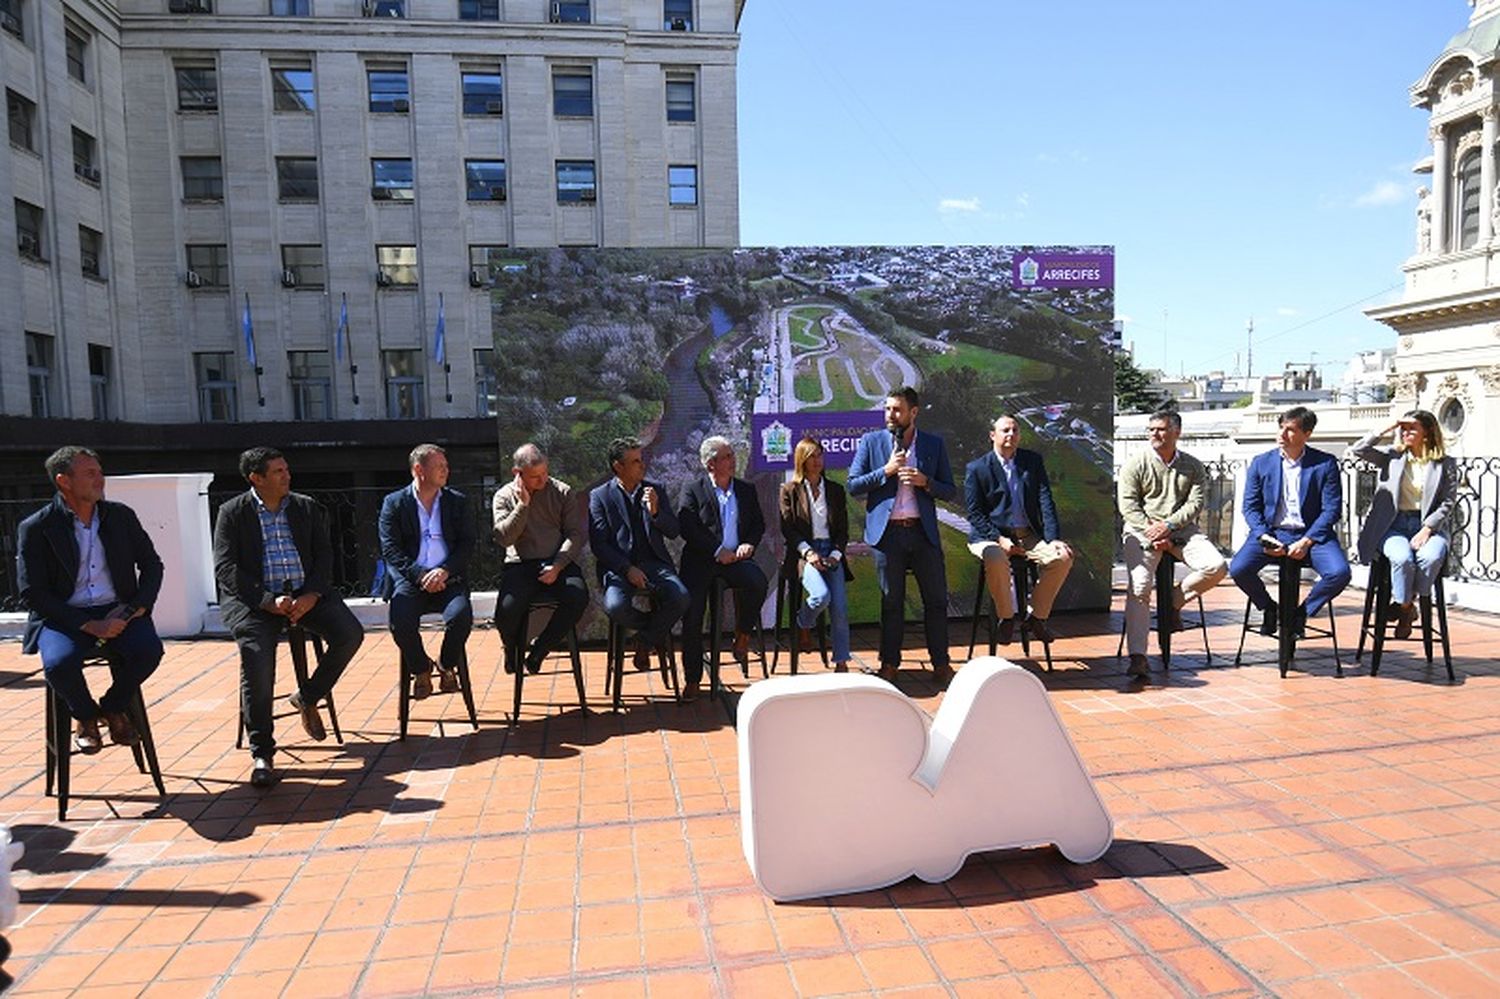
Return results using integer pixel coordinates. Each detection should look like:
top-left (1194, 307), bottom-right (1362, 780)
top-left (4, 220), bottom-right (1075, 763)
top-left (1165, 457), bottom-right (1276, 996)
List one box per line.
top-left (847, 428), bottom-right (956, 547)
top-left (587, 478), bottom-right (680, 581)
top-left (1243, 446), bottom-right (1342, 546)
top-left (678, 475), bottom-right (765, 574)
top-left (212, 489), bottom-right (336, 630)
top-left (377, 485), bottom-right (474, 597)
top-left (17, 495), bottom-right (164, 654)
top-left (964, 449), bottom-right (1060, 544)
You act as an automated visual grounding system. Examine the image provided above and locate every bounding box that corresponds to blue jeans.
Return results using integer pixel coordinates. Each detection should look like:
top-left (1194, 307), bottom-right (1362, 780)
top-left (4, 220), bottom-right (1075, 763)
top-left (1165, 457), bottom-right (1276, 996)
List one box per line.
top-left (38, 608), bottom-right (163, 721)
top-left (1382, 511), bottom-right (1448, 606)
top-left (798, 540), bottom-right (851, 663)
top-left (389, 583), bottom-right (472, 677)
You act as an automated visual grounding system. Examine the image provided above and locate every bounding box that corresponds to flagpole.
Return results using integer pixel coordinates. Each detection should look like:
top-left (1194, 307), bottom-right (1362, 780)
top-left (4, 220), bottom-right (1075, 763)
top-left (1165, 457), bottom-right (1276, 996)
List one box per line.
top-left (337, 292), bottom-right (358, 405)
top-left (243, 292), bottom-right (265, 407)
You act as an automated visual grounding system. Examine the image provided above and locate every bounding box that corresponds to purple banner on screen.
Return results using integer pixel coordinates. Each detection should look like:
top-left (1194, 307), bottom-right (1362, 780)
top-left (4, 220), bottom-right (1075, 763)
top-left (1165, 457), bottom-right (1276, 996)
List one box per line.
top-left (751, 410), bottom-right (885, 473)
top-left (1014, 252), bottom-right (1114, 290)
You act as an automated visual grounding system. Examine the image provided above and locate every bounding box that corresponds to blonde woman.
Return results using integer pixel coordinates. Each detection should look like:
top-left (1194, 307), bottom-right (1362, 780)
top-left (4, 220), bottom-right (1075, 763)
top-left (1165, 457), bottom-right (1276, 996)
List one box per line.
top-left (1347, 409), bottom-right (1459, 639)
top-left (779, 437), bottom-right (852, 671)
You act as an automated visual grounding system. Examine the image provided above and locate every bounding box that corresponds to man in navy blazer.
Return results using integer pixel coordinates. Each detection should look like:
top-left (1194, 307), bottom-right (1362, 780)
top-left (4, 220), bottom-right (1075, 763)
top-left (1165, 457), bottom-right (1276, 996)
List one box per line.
top-left (1229, 406), bottom-right (1351, 637)
top-left (678, 435), bottom-right (768, 700)
top-left (587, 436), bottom-right (690, 671)
top-left (964, 415), bottom-right (1074, 646)
top-left (17, 447), bottom-right (164, 753)
top-left (378, 444), bottom-right (474, 700)
top-left (848, 386), bottom-right (957, 684)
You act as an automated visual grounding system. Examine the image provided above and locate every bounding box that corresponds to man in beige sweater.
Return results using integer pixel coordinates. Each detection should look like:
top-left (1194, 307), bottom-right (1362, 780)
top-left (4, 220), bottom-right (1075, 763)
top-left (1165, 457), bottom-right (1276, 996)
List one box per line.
top-left (1117, 408), bottom-right (1227, 677)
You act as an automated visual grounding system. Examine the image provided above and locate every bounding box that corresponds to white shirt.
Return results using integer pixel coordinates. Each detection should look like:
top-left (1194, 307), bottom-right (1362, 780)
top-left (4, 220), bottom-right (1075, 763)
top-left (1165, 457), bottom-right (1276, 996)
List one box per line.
top-left (805, 480), bottom-right (830, 541)
top-left (67, 509), bottom-right (118, 608)
top-left (413, 485), bottom-right (450, 569)
top-left (1274, 452), bottom-right (1305, 532)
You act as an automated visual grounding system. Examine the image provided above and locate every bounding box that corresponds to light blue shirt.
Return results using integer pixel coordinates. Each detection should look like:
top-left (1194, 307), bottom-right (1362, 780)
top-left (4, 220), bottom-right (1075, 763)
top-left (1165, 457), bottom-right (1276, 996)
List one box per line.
top-left (715, 481), bottom-right (739, 554)
top-left (1274, 452), bottom-right (1305, 531)
top-left (66, 509), bottom-right (118, 608)
top-left (413, 484), bottom-right (450, 568)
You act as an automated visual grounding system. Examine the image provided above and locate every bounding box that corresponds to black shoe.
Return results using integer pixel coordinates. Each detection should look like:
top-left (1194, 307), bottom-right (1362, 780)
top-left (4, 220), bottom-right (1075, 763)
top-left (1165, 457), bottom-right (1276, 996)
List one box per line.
top-left (503, 648), bottom-right (518, 674)
top-left (438, 667), bottom-right (461, 692)
top-left (1291, 605), bottom-right (1307, 641)
top-left (250, 757), bottom-right (278, 788)
top-left (288, 691), bottom-right (327, 742)
top-left (1026, 616), bottom-right (1056, 644)
top-left (524, 641), bottom-right (545, 675)
top-left (1259, 602), bottom-right (1278, 637)
top-left (996, 616), bottom-right (1017, 645)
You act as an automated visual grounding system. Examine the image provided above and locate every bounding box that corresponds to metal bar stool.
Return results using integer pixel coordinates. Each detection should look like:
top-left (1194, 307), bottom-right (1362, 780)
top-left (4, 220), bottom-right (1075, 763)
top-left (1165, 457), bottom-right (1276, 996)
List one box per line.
top-left (1116, 552), bottom-right (1212, 668)
top-left (602, 588), bottom-right (681, 711)
top-left (503, 597), bottom-right (587, 725)
top-left (705, 575), bottom-right (769, 697)
top-left (237, 620), bottom-right (343, 748)
top-left (45, 657), bottom-right (165, 821)
top-left (771, 567), bottom-right (829, 675)
top-left (1355, 552), bottom-right (1453, 682)
top-left (1232, 554), bottom-right (1342, 678)
top-left (397, 640), bottom-right (479, 741)
top-left (967, 552), bottom-right (1052, 670)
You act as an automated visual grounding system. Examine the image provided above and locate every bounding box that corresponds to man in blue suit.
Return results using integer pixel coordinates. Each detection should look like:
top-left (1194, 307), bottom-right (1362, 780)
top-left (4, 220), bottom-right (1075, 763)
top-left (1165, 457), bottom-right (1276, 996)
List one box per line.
top-left (848, 386), bottom-right (957, 685)
top-left (1229, 406), bottom-right (1350, 638)
top-left (378, 444), bottom-right (474, 700)
top-left (587, 436), bottom-right (690, 673)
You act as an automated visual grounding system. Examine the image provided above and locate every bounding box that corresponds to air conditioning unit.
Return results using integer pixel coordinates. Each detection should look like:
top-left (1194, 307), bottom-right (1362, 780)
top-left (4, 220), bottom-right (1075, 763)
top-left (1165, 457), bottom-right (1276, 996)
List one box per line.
top-left (469, 269), bottom-right (486, 288)
top-left (376, 270), bottom-right (393, 287)
top-left (81, 252), bottom-right (100, 275)
top-left (579, 188), bottom-right (596, 202)
top-left (485, 100), bottom-right (504, 114)
top-left (490, 186), bottom-right (507, 201)
top-left (17, 233), bottom-right (40, 257)
top-left (168, 0), bottom-right (211, 12)
top-left (74, 162), bottom-right (88, 177)
top-left (548, 1), bottom-right (562, 22)
top-left (281, 269), bottom-right (297, 288)
top-left (669, 17), bottom-right (689, 30)
top-left (86, 166), bottom-right (101, 182)
top-left (185, 269), bottom-right (203, 288)
top-left (0, 10), bottom-right (22, 35)
top-left (371, 185), bottom-right (392, 200)
top-left (392, 98), bottom-right (409, 112)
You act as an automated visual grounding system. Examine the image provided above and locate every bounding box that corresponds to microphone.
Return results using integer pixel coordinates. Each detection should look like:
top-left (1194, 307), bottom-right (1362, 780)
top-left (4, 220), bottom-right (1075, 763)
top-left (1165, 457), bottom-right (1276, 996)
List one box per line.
top-left (889, 425), bottom-right (904, 452)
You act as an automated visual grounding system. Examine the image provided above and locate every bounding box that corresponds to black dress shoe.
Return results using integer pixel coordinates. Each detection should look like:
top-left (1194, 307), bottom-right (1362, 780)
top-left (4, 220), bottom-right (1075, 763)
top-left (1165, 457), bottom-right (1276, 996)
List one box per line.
top-left (250, 757), bottom-right (279, 788)
top-left (1291, 606), bottom-right (1307, 641)
top-left (996, 616), bottom-right (1017, 645)
top-left (1259, 602), bottom-right (1278, 637)
top-left (1026, 616), bottom-right (1056, 644)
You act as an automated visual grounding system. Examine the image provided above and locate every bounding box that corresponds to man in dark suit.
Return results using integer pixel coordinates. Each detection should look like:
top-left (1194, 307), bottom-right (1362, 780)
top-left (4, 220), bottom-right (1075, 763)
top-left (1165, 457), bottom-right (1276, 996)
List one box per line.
top-left (964, 415), bottom-right (1074, 646)
top-left (17, 447), bottom-right (164, 753)
top-left (848, 386), bottom-right (957, 685)
top-left (587, 436), bottom-right (689, 675)
top-left (1230, 406), bottom-right (1350, 638)
top-left (214, 446), bottom-right (363, 788)
top-left (378, 444), bottom-right (474, 700)
top-left (678, 435), bottom-right (768, 700)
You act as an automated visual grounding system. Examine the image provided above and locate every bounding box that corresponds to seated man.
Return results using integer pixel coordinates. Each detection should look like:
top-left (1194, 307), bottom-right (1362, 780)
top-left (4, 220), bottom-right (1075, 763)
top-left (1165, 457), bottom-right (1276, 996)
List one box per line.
top-left (587, 436), bottom-right (689, 680)
top-left (1230, 406), bottom-right (1350, 638)
top-left (18, 447), bottom-right (164, 753)
top-left (214, 447), bottom-right (364, 788)
top-left (679, 436), bottom-right (768, 700)
top-left (379, 444), bottom-right (474, 699)
top-left (492, 443), bottom-right (589, 674)
top-left (964, 415), bottom-right (1074, 645)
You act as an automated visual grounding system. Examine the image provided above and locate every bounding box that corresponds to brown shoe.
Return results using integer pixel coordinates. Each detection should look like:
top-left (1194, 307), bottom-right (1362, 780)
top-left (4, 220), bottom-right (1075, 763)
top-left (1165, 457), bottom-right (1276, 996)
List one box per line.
top-left (1394, 603), bottom-right (1417, 640)
top-left (931, 664), bottom-right (955, 689)
top-left (288, 691), bottom-right (327, 742)
top-left (877, 663), bottom-right (899, 682)
top-left (733, 630), bottom-right (751, 665)
top-left (1127, 654), bottom-right (1150, 678)
top-left (833, 661), bottom-right (849, 673)
top-left (73, 717), bottom-right (102, 755)
top-left (797, 627), bottom-right (814, 653)
top-left (1026, 616), bottom-right (1056, 644)
top-left (411, 670), bottom-right (433, 700)
top-left (104, 711), bottom-right (138, 747)
top-left (438, 667), bottom-right (461, 691)
top-left (996, 616), bottom-right (1017, 645)
top-left (633, 639), bottom-right (652, 672)
top-left (681, 680), bottom-right (700, 703)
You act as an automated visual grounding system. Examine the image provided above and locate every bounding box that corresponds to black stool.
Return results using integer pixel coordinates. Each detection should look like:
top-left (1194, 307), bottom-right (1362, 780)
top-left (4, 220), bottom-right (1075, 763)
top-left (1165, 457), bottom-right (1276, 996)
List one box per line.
top-left (237, 621), bottom-right (343, 748)
top-left (45, 658), bottom-right (165, 821)
top-left (1116, 552), bottom-right (1212, 668)
top-left (397, 641), bottom-right (479, 741)
top-left (771, 567), bottom-right (829, 675)
top-left (603, 587), bottom-right (681, 711)
top-left (705, 575), bottom-right (769, 696)
top-left (1232, 555), bottom-right (1342, 678)
top-left (967, 552), bottom-right (1052, 670)
top-left (1356, 552), bottom-right (1453, 681)
top-left (503, 598), bottom-right (587, 725)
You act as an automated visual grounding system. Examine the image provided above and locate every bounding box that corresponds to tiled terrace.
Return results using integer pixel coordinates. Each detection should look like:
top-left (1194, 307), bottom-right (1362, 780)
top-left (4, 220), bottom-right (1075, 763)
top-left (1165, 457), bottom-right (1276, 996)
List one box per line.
top-left (2, 584), bottom-right (1500, 997)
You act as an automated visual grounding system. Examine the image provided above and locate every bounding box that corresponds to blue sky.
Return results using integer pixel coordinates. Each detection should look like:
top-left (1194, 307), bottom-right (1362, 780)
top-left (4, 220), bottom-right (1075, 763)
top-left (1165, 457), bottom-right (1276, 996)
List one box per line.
top-left (737, 0), bottom-right (1461, 382)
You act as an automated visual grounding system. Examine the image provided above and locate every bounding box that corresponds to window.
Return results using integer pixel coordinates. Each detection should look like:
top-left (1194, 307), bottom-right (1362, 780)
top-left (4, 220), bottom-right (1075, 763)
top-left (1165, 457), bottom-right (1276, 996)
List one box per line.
top-left (181, 156), bottom-right (224, 200)
top-left (551, 0), bottom-right (589, 22)
top-left (383, 350), bottom-right (424, 418)
top-left (176, 64), bottom-right (218, 111)
top-left (555, 160), bottom-right (596, 203)
top-left (552, 70), bottom-right (592, 117)
top-left (666, 75), bottom-right (695, 123)
top-left (271, 65), bottom-right (315, 111)
top-left (281, 244), bottom-right (324, 289)
top-left (168, 0), bottom-right (213, 12)
top-left (185, 243), bottom-right (229, 287)
top-left (65, 27), bottom-right (87, 83)
top-left (88, 344), bottom-right (112, 420)
top-left (7, 89), bottom-right (35, 150)
top-left (79, 225), bottom-right (103, 278)
top-left (368, 0), bottom-right (404, 16)
top-left (26, 332), bottom-right (55, 417)
top-left (663, 0), bottom-right (692, 30)
top-left (270, 0), bottom-right (309, 15)
top-left (474, 348), bottom-right (496, 416)
top-left (458, 0), bottom-right (497, 20)
top-left (1439, 397), bottom-right (1466, 436)
top-left (668, 164), bottom-right (697, 206)
top-left (377, 244), bottom-right (418, 286)
top-left (469, 244), bottom-right (507, 286)
top-left (288, 350), bottom-right (331, 419)
top-left (15, 199), bottom-right (43, 259)
top-left (461, 69), bottom-right (502, 116)
top-left (368, 67), bottom-right (410, 113)
top-left (371, 158), bottom-right (414, 201)
top-left (72, 128), bottom-right (98, 181)
top-left (465, 160), bottom-right (506, 201)
top-left (194, 352), bottom-right (238, 422)
top-left (1456, 148), bottom-right (1482, 251)
top-left (1, 0), bottom-right (22, 39)
top-left (276, 157), bottom-right (318, 200)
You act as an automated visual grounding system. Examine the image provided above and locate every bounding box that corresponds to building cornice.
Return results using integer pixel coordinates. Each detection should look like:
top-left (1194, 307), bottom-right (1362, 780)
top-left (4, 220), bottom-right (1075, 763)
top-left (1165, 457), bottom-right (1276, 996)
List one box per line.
top-left (1366, 285), bottom-right (1500, 330)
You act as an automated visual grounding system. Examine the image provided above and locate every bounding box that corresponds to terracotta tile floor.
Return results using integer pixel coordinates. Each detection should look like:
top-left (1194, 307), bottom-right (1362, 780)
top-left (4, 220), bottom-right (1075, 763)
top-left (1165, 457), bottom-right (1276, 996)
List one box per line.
top-left (3, 583), bottom-right (1500, 997)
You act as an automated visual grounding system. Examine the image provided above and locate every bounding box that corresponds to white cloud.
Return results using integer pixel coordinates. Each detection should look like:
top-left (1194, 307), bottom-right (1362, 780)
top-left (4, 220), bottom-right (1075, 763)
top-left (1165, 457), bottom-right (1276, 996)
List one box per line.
top-left (1276, 306), bottom-right (1299, 317)
top-left (1015, 192), bottom-right (1030, 211)
top-left (1355, 180), bottom-right (1405, 208)
top-left (938, 197), bottom-right (983, 214)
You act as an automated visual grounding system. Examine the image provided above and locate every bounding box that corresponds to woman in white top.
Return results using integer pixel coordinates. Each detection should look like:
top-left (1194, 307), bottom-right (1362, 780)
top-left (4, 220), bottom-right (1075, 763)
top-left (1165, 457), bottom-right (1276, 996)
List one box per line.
top-left (779, 437), bottom-right (853, 670)
top-left (1347, 409), bottom-right (1459, 639)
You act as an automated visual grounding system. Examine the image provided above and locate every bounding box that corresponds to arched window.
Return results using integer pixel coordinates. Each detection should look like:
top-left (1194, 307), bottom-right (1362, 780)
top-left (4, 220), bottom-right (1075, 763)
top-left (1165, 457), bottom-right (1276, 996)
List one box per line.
top-left (1455, 148), bottom-right (1482, 250)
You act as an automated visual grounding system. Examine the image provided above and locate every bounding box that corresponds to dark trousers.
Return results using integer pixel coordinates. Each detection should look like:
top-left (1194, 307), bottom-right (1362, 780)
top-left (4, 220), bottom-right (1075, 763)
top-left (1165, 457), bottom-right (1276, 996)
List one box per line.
top-left (38, 608), bottom-right (163, 721)
top-left (495, 561), bottom-right (588, 661)
top-left (873, 523), bottom-right (950, 669)
top-left (601, 561), bottom-right (689, 648)
top-left (1230, 529), bottom-right (1352, 617)
top-left (232, 596), bottom-right (363, 761)
top-left (680, 559), bottom-right (768, 685)
top-left (389, 584), bottom-right (472, 677)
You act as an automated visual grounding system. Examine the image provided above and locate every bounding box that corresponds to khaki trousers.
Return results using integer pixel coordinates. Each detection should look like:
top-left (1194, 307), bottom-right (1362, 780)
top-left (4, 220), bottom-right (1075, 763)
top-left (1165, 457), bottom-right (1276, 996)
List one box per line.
top-left (967, 535), bottom-right (1073, 621)
top-left (1122, 527), bottom-right (1227, 656)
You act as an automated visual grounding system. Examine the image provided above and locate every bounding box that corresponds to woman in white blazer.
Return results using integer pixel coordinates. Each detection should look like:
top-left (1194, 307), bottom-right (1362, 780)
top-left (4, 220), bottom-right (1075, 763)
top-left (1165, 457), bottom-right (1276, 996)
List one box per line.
top-left (1347, 409), bottom-right (1459, 639)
